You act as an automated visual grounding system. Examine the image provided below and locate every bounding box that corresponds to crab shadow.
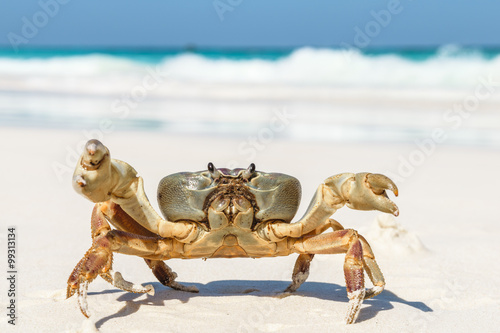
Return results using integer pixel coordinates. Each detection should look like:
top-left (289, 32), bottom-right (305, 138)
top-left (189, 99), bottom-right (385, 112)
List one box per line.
top-left (93, 280), bottom-right (432, 328)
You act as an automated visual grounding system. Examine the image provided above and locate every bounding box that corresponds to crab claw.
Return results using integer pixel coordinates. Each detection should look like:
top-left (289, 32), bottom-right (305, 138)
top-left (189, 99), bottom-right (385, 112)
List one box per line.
top-left (366, 173), bottom-right (398, 197)
top-left (344, 173), bottom-right (399, 216)
top-left (81, 139), bottom-right (109, 171)
top-left (72, 140), bottom-right (115, 203)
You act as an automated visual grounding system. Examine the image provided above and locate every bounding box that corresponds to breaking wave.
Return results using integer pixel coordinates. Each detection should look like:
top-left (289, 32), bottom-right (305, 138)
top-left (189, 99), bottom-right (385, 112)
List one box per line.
top-left (0, 45), bottom-right (499, 89)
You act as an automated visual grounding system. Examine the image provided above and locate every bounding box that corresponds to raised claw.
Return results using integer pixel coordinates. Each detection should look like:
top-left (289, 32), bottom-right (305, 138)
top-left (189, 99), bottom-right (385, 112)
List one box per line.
top-left (81, 139), bottom-right (109, 170)
top-left (345, 173), bottom-right (399, 216)
top-left (366, 173), bottom-right (399, 197)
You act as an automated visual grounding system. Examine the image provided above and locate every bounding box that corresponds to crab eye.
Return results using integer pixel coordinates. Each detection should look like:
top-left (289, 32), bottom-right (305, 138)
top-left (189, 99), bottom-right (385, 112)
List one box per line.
top-left (242, 163), bottom-right (256, 179)
top-left (208, 162), bottom-right (221, 179)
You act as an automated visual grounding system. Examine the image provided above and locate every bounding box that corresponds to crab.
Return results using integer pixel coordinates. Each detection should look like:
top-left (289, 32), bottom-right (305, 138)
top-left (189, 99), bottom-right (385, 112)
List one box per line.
top-left (67, 139), bottom-right (399, 324)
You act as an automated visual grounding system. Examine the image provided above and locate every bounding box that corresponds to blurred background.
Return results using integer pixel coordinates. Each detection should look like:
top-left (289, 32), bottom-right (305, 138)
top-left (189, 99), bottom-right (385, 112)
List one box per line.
top-left (1, 0), bottom-right (500, 147)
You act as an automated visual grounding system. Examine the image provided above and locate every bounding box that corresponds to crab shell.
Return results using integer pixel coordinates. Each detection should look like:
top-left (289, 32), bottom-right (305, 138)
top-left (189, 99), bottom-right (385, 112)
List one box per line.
top-left (157, 166), bottom-right (302, 258)
top-left (158, 167), bottom-right (301, 228)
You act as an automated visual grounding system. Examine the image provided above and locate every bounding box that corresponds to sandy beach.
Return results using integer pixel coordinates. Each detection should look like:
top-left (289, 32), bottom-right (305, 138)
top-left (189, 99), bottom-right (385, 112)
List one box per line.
top-left (1, 126), bottom-right (499, 332)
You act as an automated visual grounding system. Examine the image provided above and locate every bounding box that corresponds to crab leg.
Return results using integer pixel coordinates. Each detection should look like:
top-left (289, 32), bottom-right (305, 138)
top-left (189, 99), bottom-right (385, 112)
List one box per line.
top-left (291, 229), bottom-right (380, 324)
top-left (343, 236), bottom-right (365, 325)
top-left (68, 228), bottom-right (188, 316)
top-left (67, 204), bottom-right (156, 317)
top-left (144, 259), bottom-right (198, 292)
top-left (68, 201), bottom-right (203, 315)
top-left (67, 204), bottom-right (112, 300)
top-left (100, 270), bottom-right (154, 295)
top-left (101, 202), bottom-right (198, 292)
top-left (72, 140), bottom-right (200, 243)
top-left (284, 219), bottom-right (345, 293)
top-left (284, 254), bottom-right (315, 293)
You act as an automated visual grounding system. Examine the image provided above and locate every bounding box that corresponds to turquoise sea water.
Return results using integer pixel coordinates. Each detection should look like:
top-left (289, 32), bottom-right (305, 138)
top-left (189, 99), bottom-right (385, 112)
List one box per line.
top-left (1, 45), bottom-right (500, 62)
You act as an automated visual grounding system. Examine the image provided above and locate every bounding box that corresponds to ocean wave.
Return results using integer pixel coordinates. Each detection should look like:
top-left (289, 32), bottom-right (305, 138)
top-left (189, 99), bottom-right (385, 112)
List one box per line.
top-left (2, 46), bottom-right (500, 147)
top-left (0, 46), bottom-right (499, 89)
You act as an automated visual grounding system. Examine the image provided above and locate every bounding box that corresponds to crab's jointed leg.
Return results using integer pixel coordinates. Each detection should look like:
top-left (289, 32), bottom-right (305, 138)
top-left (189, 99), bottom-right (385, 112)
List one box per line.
top-left (144, 259), bottom-right (198, 292)
top-left (284, 253), bottom-right (315, 293)
top-left (102, 201), bottom-right (198, 293)
top-left (66, 204), bottom-right (154, 317)
top-left (67, 197), bottom-right (205, 316)
top-left (291, 229), bottom-right (383, 324)
top-left (284, 218), bottom-right (345, 293)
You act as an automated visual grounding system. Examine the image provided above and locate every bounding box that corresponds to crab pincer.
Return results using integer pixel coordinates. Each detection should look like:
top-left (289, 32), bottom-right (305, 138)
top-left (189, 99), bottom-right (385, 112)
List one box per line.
top-left (332, 172), bottom-right (399, 216)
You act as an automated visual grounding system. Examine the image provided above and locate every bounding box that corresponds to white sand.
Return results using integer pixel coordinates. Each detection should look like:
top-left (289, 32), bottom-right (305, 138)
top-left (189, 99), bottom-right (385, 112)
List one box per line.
top-left (1, 127), bottom-right (499, 333)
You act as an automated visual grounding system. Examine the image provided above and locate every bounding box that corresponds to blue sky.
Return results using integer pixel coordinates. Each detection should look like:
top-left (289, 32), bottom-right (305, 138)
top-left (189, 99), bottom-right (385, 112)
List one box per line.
top-left (1, 0), bottom-right (499, 50)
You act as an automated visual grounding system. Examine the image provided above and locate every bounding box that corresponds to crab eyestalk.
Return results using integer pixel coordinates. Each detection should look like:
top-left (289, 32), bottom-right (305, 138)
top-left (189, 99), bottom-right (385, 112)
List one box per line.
top-left (242, 163), bottom-right (256, 180)
top-left (207, 162), bottom-right (222, 179)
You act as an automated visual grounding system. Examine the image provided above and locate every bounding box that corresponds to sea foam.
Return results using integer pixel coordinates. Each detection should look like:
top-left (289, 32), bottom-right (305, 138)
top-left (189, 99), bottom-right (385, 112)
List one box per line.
top-left (0, 46), bottom-right (499, 88)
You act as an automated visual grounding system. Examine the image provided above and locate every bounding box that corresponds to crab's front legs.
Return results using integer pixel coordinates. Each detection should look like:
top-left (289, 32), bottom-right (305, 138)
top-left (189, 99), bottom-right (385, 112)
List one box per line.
top-left (67, 204), bottom-right (154, 317)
